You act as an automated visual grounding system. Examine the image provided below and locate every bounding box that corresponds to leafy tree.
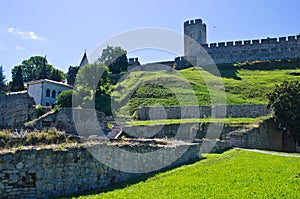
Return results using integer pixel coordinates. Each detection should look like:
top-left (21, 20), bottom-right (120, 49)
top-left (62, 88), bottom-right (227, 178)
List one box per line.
top-left (98, 45), bottom-right (128, 74)
top-left (11, 56), bottom-right (65, 82)
top-left (0, 65), bottom-right (6, 93)
top-left (267, 81), bottom-right (300, 152)
top-left (56, 90), bottom-right (73, 107)
top-left (66, 66), bottom-right (79, 85)
top-left (74, 63), bottom-right (109, 108)
top-left (11, 66), bottom-right (24, 92)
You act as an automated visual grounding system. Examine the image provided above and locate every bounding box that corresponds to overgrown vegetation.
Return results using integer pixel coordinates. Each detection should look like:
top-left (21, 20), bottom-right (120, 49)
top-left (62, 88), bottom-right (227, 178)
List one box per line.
top-left (0, 129), bottom-right (79, 149)
top-left (71, 149), bottom-right (300, 199)
top-left (111, 59), bottom-right (300, 118)
top-left (267, 80), bottom-right (300, 152)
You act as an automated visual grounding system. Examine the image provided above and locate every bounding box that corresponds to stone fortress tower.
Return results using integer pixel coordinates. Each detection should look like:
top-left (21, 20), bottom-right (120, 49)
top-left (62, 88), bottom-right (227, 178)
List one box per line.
top-left (180, 18), bottom-right (300, 67)
top-left (184, 19), bottom-right (207, 56)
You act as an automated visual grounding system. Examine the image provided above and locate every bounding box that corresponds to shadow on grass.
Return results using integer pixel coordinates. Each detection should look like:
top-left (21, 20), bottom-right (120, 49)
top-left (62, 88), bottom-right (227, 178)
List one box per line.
top-left (201, 58), bottom-right (300, 80)
top-left (56, 155), bottom-right (212, 199)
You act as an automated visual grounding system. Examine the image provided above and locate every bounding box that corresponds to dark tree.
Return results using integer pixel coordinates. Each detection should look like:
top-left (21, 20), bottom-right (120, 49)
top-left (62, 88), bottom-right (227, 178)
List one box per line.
top-left (38, 56), bottom-right (48, 80)
top-left (66, 66), bottom-right (79, 85)
top-left (0, 65), bottom-right (6, 93)
top-left (50, 69), bottom-right (65, 82)
top-left (98, 45), bottom-right (128, 74)
top-left (11, 66), bottom-right (24, 92)
top-left (267, 81), bottom-right (300, 152)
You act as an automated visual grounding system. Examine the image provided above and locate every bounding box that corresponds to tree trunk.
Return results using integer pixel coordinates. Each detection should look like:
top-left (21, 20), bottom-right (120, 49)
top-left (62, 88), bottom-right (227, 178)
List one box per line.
top-left (282, 129), bottom-right (296, 152)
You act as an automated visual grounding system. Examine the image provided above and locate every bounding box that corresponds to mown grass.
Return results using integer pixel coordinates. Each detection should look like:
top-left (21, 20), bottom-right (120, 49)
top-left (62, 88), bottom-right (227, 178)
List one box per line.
top-left (72, 149), bottom-right (300, 199)
top-left (111, 60), bottom-right (300, 118)
top-left (124, 116), bottom-right (268, 126)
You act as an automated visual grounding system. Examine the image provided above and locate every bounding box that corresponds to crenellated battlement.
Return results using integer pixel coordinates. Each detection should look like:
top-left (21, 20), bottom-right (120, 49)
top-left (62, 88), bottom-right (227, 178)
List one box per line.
top-left (183, 18), bottom-right (300, 65)
top-left (202, 35), bottom-right (299, 48)
top-left (184, 19), bottom-right (203, 26)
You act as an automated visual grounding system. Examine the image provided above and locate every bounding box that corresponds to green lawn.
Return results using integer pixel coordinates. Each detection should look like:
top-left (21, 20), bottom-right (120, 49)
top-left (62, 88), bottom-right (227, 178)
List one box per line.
top-left (73, 149), bottom-right (300, 199)
top-left (111, 60), bottom-right (300, 118)
top-left (124, 117), bottom-right (268, 126)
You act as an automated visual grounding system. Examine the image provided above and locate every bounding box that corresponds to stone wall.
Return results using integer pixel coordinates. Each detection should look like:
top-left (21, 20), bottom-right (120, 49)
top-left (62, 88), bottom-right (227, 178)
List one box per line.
top-left (227, 118), bottom-right (283, 151)
top-left (183, 19), bottom-right (300, 66)
top-left (202, 36), bottom-right (300, 65)
top-left (137, 104), bottom-right (270, 120)
top-left (25, 108), bottom-right (106, 135)
top-left (122, 122), bottom-right (244, 140)
top-left (0, 92), bottom-right (36, 128)
top-left (0, 140), bottom-right (230, 198)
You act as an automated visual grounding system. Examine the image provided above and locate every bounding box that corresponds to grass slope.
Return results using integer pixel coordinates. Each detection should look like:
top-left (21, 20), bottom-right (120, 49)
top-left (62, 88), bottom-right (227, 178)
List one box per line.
top-left (73, 149), bottom-right (300, 199)
top-left (112, 60), bottom-right (300, 118)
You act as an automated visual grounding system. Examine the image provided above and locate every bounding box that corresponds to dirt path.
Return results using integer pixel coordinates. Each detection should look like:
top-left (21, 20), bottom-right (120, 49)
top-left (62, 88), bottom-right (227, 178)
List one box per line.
top-left (237, 148), bottom-right (300, 158)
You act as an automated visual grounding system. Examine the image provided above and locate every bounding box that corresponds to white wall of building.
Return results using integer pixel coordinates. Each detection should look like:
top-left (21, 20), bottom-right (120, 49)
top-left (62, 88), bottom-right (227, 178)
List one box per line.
top-left (27, 83), bottom-right (43, 105)
top-left (27, 79), bottom-right (72, 107)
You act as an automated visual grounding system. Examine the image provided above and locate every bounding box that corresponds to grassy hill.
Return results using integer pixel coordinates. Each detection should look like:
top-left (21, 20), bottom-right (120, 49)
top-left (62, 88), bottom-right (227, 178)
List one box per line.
top-left (111, 59), bottom-right (300, 118)
top-left (72, 149), bottom-right (300, 199)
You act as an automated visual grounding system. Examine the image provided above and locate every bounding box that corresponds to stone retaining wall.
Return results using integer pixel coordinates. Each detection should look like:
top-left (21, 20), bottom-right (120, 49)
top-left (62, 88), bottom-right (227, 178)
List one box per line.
top-left (122, 123), bottom-right (244, 140)
top-left (227, 118), bottom-right (283, 151)
top-left (137, 104), bottom-right (270, 120)
top-left (0, 140), bottom-right (230, 198)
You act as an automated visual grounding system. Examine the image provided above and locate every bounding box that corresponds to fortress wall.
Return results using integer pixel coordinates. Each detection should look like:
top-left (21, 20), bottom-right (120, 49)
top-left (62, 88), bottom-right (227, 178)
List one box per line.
top-left (200, 36), bottom-right (300, 64)
top-left (0, 140), bottom-right (230, 198)
top-left (0, 92), bottom-right (36, 128)
top-left (183, 19), bottom-right (300, 66)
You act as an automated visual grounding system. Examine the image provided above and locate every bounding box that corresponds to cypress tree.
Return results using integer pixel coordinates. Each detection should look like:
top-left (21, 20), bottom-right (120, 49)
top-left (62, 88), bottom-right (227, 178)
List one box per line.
top-left (11, 65), bottom-right (24, 92)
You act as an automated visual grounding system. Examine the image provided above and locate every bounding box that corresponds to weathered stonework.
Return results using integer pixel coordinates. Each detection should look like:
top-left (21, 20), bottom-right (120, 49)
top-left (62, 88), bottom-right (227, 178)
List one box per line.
top-left (122, 123), bottom-right (244, 140)
top-left (25, 108), bottom-right (106, 135)
top-left (0, 92), bottom-right (36, 128)
top-left (227, 118), bottom-right (283, 151)
top-left (137, 104), bottom-right (270, 120)
top-left (182, 19), bottom-right (300, 66)
top-left (0, 140), bottom-right (230, 198)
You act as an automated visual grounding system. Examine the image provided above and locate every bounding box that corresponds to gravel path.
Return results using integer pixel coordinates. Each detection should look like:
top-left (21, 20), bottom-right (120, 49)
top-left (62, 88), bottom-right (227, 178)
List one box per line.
top-left (237, 148), bottom-right (300, 158)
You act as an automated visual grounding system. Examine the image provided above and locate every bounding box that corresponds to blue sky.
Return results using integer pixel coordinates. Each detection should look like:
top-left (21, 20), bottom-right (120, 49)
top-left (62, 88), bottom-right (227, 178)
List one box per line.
top-left (1, 0), bottom-right (299, 80)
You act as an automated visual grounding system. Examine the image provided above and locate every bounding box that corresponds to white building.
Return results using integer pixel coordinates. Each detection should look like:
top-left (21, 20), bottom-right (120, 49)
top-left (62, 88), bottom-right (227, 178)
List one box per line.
top-left (27, 79), bottom-right (72, 107)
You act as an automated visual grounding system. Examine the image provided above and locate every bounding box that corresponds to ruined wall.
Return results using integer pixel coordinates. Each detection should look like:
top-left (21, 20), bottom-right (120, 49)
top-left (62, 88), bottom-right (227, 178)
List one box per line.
top-left (0, 140), bottom-right (230, 198)
top-left (0, 92), bottom-right (36, 128)
top-left (25, 108), bottom-right (106, 135)
top-left (122, 122), bottom-right (244, 140)
top-left (137, 104), bottom-right (270, 120)
top-left (227, 118), bottom-right (283, 151)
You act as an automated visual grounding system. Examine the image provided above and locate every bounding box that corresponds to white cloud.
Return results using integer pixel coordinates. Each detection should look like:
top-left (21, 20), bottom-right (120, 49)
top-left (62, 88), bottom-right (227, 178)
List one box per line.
top-left (8, 27), bottom-right (45, 40)
top-left (8, 28), bottom-right (14, 33)
top-left (16, 46), bottom-right (22, 50)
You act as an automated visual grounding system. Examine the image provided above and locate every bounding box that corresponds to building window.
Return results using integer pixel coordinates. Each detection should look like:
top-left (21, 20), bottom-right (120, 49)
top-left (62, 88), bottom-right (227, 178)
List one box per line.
top-left (46, 89), bottom-right (51, 97)
top-left (52, 90), bottom-right (56, 98)
top-left (46, 102), bottom-right (50, 106)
